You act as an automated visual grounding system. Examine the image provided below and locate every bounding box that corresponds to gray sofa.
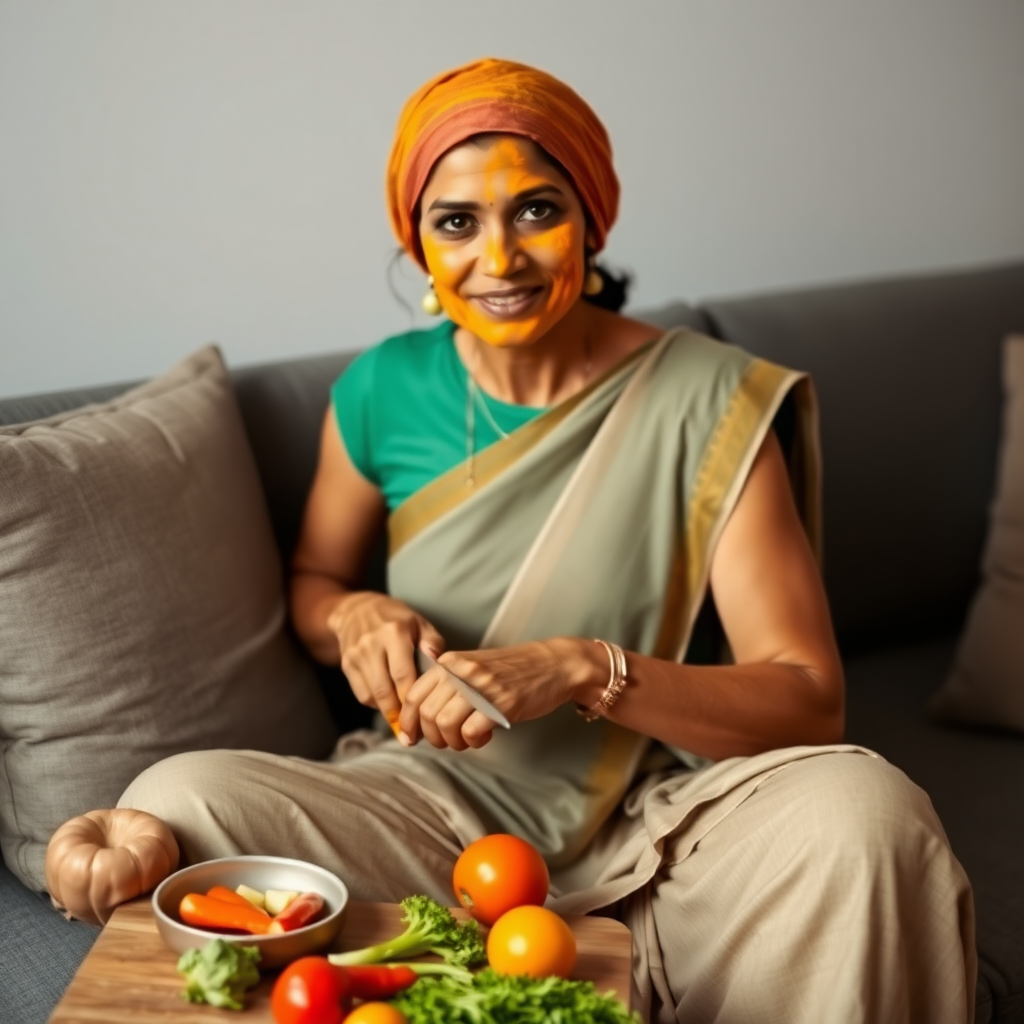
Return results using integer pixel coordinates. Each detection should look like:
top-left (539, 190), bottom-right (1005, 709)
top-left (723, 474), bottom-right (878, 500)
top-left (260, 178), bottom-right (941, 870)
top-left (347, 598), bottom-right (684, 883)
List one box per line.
top-left (2, 261), bottom-right (1022, 1024)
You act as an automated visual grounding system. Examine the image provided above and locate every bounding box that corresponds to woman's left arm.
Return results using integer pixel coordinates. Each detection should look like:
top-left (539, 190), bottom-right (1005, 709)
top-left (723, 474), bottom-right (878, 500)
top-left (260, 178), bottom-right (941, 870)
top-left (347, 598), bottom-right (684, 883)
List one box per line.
top-left (400, 430), bottom-right (844, 758)
top-left (564, 428), bottom-right (845, 760)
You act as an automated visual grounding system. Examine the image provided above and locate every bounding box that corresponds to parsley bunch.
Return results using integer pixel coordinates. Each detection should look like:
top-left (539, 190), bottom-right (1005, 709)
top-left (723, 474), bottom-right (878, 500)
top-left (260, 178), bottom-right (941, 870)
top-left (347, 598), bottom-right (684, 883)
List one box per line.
top-left (391, 969), bottom-right (641, 1023)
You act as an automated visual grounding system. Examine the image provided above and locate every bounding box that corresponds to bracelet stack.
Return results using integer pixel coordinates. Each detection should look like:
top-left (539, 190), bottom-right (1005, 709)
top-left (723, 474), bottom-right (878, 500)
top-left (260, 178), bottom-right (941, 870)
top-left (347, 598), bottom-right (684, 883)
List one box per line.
top-left (577, 639), bottom-right (628, 722)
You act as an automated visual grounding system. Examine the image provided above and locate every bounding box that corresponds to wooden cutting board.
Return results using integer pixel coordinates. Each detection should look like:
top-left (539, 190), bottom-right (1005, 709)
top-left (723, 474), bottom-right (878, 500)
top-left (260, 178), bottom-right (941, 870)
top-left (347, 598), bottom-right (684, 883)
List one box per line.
top-left (49, 898), bottom-right (634, 1022)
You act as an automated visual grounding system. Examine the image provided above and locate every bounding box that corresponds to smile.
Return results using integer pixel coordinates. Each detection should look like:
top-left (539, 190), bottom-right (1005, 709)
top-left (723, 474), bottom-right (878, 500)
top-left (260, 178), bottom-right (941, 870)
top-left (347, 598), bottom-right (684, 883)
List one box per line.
top-left (471, 286), bottom-right (544, 319)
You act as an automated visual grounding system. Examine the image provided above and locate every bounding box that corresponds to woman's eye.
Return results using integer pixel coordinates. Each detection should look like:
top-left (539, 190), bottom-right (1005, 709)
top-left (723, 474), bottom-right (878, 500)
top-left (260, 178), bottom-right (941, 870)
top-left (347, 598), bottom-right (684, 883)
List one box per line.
top-left (518, 201), bottom-right (557, 224)
top-left (437, 213), bottom-right (475, 236)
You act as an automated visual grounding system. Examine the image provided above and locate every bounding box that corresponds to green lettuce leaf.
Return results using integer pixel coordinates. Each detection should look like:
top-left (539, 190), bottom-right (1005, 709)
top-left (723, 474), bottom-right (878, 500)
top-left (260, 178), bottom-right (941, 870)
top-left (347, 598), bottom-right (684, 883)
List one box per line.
top-left (177, 938), bottom-right (261, 1010)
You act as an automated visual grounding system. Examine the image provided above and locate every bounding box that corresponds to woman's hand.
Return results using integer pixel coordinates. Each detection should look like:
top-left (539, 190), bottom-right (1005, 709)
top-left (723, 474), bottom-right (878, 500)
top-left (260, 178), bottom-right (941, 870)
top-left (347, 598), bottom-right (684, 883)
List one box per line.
top-left (398, 638), bottom-right (596, 751)
top-left (329, 591), bottom-right (446, 727)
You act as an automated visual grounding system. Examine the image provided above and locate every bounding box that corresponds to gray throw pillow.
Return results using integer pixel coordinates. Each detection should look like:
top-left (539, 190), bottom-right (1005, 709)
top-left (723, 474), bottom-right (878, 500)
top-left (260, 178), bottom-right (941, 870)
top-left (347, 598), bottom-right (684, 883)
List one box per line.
top-left (0, 346), bottom-right (338, 890)
top-left (929, 335), bottom-right (1024, 733)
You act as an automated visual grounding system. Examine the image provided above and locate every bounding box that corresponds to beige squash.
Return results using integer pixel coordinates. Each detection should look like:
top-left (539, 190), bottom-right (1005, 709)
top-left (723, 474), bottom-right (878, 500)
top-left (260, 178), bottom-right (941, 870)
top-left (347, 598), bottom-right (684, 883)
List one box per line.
top-left (45, 809), bottom-right (179, 925)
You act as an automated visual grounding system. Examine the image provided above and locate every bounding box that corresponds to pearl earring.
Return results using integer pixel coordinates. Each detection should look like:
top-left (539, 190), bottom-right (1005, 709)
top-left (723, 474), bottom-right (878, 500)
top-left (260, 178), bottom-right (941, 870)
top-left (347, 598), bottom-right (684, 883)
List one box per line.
top-left (583, 260), bottom-right (604, 297)
top-left (421, 277), bottom-right (442, 316)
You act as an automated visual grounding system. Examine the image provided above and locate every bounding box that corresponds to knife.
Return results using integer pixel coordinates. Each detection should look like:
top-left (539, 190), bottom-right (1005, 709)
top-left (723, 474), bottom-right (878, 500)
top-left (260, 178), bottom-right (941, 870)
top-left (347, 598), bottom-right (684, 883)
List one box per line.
top-left (414, 649), bottom-right (512, 730)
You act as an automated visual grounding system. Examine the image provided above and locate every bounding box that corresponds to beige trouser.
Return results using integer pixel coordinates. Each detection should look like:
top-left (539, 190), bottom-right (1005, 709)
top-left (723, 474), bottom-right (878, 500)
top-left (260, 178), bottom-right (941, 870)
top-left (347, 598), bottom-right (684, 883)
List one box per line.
top-left (119, 740), bottom-right (975, 1024)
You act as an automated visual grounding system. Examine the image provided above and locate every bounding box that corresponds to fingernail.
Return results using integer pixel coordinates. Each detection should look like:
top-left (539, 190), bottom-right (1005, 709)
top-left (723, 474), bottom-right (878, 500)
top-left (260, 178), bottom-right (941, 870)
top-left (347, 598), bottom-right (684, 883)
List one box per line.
top-left (398, 731), bottom-right (413, 747)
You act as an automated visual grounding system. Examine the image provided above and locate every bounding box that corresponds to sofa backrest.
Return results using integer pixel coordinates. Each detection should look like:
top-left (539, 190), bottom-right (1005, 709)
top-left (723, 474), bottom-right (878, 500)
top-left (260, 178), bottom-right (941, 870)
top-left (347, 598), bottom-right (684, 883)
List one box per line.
top-left (702, 261), bottom-right (1024, 651)
top-left (5, 269), bottom-right (1022, 657)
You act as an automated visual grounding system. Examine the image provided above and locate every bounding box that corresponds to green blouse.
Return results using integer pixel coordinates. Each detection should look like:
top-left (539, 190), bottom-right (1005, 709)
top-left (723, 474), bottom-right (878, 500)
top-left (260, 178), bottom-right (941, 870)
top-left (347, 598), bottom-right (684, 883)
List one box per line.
top-left (332, 320), bottom-right (548, 511)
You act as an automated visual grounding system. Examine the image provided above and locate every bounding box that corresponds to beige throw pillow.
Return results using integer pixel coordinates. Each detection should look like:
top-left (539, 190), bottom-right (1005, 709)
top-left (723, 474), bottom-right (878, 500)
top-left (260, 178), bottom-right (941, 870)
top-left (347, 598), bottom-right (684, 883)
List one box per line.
top-left (0, 346), bottom-right (338, 890)
top-left (930, 335), bottom-right (1024, 733)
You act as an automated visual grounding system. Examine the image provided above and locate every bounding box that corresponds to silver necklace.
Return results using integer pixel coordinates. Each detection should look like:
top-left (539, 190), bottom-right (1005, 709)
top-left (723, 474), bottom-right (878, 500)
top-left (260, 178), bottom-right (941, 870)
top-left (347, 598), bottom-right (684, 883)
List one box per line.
top-left (469, 375), bottom-right (511, 440)
top-left (464, 336), bottom-right (593, 488)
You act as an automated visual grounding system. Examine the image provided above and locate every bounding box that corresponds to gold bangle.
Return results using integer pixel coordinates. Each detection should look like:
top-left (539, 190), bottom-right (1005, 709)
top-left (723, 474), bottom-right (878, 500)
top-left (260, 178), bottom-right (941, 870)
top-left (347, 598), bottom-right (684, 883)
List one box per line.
top-left (577, 639), bottom-right (628, 722)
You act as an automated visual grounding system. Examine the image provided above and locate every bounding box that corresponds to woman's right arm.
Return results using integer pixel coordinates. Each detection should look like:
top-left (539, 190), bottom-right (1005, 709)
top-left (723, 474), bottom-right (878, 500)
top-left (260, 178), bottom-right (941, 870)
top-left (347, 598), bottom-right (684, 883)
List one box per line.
top-left (289, 409), bottom-right (444, 723)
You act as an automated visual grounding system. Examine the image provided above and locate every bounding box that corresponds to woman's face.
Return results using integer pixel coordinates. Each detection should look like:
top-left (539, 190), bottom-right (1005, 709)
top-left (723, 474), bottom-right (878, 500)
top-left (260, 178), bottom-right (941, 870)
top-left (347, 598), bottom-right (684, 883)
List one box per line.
top-left (417, 135), bottom-right (589, 348)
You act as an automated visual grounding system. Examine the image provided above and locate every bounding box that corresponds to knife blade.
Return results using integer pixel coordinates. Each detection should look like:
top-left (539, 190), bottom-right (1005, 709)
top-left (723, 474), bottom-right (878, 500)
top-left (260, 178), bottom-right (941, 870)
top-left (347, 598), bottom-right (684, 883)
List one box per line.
top-left (414, 649), bottom-right (511, 730)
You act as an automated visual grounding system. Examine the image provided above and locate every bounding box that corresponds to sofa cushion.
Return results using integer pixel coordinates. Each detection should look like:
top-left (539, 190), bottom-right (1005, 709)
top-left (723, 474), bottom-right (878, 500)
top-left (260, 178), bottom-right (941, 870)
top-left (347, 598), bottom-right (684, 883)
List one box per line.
top-left (0, 346), bottom-right (338, 892)
top-left (844, 636), bottom-right (1024, 1024)
top-left (929, 336), bottom-right (1024, 734)
top-left (702, 262), bottom-right (1024, 650)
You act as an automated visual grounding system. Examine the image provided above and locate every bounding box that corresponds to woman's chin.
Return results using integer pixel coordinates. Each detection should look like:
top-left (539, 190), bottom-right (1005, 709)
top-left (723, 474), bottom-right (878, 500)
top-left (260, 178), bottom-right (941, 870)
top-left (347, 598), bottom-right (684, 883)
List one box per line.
top-left (475, 323), bottom-right (545, 348)
top-left (459, 306), bottom-right (578, 349)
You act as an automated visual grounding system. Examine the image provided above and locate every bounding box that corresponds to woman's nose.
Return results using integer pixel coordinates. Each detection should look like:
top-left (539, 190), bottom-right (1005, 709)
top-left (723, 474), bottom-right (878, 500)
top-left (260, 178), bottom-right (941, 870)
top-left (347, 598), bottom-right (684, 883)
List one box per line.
top-left (482, 223), bottom-right (522, 277)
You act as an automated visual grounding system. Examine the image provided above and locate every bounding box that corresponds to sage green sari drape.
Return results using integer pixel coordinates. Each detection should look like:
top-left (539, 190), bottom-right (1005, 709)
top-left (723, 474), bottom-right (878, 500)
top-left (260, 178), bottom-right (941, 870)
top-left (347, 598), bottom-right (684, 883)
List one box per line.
top-left (385, 327), bottom-right (821, 868)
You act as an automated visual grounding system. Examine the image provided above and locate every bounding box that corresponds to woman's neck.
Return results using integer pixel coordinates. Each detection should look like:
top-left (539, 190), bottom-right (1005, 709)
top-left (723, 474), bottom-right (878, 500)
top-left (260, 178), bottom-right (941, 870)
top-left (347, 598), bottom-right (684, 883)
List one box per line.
top-left (453, 300), bottom-right (600, 407)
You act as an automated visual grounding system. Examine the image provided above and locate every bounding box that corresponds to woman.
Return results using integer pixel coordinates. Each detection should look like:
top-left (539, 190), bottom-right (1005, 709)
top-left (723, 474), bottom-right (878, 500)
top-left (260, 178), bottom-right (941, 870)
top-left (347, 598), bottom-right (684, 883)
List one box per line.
top-left (121, 59), bottom-right (975, 1022)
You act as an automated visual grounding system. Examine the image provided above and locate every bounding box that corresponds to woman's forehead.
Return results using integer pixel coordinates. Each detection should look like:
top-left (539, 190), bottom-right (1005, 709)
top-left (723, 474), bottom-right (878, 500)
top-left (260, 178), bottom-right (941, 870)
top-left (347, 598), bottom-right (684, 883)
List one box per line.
top-left (420, 135), bottom-right (572, 202)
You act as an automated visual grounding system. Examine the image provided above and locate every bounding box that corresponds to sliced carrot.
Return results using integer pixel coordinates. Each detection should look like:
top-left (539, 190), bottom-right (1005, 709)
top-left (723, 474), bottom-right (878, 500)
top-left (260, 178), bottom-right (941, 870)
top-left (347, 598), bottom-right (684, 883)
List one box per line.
top-left (206, 885), bottom-right (270, 914)
top-left (179, 892), bottom-right (272, 935)
top-left (384, 708), bottom-right (402, 737)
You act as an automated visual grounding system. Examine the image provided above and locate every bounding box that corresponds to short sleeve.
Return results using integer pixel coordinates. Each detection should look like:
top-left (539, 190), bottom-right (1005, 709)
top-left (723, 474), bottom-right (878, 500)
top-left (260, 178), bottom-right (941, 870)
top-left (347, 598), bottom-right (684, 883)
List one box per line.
top-left (331, 348), bottom-right (378, 486)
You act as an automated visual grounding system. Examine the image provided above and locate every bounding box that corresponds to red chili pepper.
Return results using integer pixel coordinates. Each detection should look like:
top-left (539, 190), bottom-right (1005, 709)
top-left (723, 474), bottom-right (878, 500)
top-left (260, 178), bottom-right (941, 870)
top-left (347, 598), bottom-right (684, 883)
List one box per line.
top-left (340, 964), bottom-right (419, 1000)
top-left (179, 892), bottom-right (272, 935)
top-left (206, 885), bottom-right (271, 914)
top-left (269, 892), bottom-right (325, 933)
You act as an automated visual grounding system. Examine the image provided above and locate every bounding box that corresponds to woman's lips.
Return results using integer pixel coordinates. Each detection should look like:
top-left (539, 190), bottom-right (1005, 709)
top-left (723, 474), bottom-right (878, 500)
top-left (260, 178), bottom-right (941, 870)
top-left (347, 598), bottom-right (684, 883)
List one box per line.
top-left (471, 286), bottom-right (544, 319)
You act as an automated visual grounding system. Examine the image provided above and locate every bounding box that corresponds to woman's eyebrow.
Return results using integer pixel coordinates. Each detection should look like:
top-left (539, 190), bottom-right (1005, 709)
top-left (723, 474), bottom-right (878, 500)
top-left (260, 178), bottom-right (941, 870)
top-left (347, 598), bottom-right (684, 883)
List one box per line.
top-left (426, 184), bottom-right (565, 214)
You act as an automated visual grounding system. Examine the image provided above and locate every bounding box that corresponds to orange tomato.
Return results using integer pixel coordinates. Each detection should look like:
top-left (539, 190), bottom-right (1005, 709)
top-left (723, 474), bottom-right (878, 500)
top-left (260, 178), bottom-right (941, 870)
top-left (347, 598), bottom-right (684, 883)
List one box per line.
top-left (343, 1004), bottom-right (407, 1024)
top-left (487, 905), bottom-right (577, 979)
top-left (452, 834), bottom-right (549, 926)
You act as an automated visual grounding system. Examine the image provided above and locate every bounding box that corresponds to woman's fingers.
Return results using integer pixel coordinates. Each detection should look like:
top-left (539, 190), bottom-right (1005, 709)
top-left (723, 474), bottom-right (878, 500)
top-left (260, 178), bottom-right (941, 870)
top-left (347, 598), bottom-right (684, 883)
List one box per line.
top-left (383, 629), bottom-right (419, 705)
top-left (328, 594), bottom-right (447, 727)
top-left (400, 669), bottom-right (474, 750)
top-left (460, 711), bottom-right (495, 749)
top-left (426, 687), bottom-right (476, 751)
top-left (340, 624), bottom-right (413, 722)
top-left (339, 647), bottom-right (374, 708)
top-left (416, 618), bottom-right (446, 659)
top-left (397, 667), bottom-right (432, 745)
top-left (351, 645), bottom-right (401, 721)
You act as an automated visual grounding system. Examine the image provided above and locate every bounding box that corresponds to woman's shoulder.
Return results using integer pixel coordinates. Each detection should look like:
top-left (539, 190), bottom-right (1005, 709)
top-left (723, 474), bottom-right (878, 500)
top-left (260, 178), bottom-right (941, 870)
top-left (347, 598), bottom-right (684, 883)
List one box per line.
top-left (334, 319), bottom-right (456, 391)
top-left (591, 308), bottom-right (758, 380)
top-left (351, 318), bottom-right (454, 365)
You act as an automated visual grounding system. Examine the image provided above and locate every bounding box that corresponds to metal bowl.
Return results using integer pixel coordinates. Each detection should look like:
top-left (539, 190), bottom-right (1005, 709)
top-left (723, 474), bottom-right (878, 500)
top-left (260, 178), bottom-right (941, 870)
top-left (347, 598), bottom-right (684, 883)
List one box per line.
top-left (153, 855), bottom-right (349, 968)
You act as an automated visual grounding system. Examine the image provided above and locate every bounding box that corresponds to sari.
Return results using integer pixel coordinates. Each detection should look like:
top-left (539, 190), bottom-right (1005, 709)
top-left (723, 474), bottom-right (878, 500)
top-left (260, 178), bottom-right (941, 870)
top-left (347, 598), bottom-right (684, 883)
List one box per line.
top-left (385, 325), bottom-right (821, 867)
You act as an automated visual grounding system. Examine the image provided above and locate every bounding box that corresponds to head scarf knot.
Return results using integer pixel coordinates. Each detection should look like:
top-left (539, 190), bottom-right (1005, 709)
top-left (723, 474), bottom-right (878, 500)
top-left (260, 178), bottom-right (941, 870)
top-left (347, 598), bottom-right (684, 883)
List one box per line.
top-left (386, 58), bottom-right (619, 268)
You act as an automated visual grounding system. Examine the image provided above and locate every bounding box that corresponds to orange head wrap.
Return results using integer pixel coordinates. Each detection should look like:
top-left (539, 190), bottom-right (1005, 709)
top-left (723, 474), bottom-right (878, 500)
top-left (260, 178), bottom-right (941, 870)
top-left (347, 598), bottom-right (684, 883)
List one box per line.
top-left (386, 58), bottom-right (619, 268)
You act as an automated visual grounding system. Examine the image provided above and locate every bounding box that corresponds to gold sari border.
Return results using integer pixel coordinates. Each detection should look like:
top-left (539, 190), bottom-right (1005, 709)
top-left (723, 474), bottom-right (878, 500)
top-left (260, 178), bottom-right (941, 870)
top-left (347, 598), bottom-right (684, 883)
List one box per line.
top-left (654, 359), bottom-right (815, 662)
top-left (388, 340), bottom-right (656, 559)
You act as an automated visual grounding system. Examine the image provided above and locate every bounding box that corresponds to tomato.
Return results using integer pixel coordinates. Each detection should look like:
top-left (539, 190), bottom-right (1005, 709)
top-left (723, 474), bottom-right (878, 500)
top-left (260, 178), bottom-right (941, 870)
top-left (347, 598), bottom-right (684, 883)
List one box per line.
top-left (452, 833), bottom-right (550, 926)
top-left (486, 905), bottom-right (577, 979)
top-left (344, 1003), bottom-right (408, 1024)
top-left (270, 956), bottom-right (350, 1024)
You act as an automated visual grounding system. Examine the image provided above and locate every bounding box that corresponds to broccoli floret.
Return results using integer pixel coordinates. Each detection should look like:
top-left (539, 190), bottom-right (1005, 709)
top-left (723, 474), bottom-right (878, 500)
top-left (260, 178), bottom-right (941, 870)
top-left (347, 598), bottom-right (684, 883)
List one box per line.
top-left (328, 894), bottom-right (485, 968)
top-left (176, 938), bottom-right (261, 1010)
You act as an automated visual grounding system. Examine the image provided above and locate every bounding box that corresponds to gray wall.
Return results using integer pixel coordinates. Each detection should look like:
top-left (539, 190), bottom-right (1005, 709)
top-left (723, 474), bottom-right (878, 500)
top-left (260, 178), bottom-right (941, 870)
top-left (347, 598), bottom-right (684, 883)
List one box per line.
top-left (2, 0), bottom-right (1023, 399)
